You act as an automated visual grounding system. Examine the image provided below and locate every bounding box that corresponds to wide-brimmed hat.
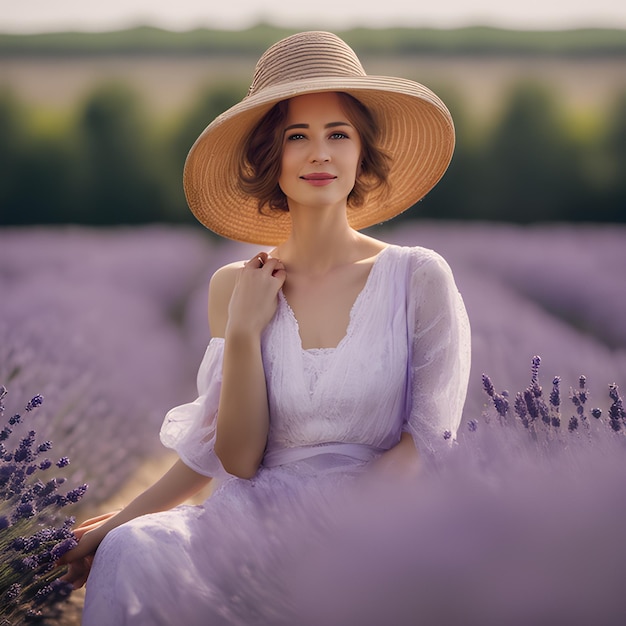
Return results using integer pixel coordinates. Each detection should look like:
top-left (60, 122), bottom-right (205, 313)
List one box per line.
top-left (183, 31), bottom-right (455, 245)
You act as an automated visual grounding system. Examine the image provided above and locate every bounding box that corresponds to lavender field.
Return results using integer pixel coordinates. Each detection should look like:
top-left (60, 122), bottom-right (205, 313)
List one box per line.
top-left (1, 223), bottom-right (626, 623)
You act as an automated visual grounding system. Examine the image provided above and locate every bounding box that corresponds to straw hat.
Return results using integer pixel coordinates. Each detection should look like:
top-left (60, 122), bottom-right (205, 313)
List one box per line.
top-left (183, 31), bottom-right (454, 245)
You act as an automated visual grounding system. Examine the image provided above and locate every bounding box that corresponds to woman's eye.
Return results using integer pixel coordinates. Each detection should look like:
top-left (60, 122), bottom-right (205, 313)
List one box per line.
top-left (287, 133), bottom-right (305, 141)
top-left (330, 132), bottom-right (349, 140)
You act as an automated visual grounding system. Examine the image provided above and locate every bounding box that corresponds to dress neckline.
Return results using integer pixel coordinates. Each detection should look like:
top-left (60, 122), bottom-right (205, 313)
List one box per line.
top-left (278, 245), bottom-right (393, 353)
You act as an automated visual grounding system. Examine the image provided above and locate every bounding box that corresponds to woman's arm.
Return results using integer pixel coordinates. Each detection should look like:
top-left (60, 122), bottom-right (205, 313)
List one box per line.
top-left (209, 252), bottom-right (286, 478)
top-left (58, 458), bottom-right (211, 587)
top-left (370, 432), bottom-right (421, 479)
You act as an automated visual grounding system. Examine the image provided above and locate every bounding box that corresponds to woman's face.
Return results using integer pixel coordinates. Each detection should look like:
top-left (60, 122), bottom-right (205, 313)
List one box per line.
top-left (278, 92), bottom-right (362, 211)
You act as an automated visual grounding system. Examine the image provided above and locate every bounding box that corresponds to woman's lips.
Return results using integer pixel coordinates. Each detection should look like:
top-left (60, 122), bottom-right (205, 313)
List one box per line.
top-left (301, 173), bottom-right (336, 186)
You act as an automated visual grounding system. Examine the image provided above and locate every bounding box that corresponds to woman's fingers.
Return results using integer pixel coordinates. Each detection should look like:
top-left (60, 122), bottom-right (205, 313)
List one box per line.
top-left (245, 252), bottom-right (284, 275)
top-left (60, 556), bottom-right (94, 589)
top-left (71, 511), bottom-right (119, 540)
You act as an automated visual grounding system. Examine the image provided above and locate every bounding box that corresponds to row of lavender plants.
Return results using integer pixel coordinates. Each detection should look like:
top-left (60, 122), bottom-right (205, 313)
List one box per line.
top-left (0, 386), bottom-right (87, 622)
top-left (1, 223), bottom-right (625, 622)
top-left (278, 356), bottom-right (626, 625)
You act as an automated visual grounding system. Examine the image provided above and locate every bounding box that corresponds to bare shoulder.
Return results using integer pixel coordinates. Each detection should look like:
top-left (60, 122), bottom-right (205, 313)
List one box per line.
top-left (208, 261), bottom-right (245, 338)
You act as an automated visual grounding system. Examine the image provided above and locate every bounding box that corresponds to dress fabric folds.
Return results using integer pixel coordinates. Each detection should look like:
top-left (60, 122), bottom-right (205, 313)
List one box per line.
top-left (82, 244), bottom-right (471, 625)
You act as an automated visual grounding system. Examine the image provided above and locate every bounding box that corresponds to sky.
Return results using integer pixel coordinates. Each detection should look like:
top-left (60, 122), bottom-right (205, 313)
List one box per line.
top-left (2, 0), bottom-right (626, 33)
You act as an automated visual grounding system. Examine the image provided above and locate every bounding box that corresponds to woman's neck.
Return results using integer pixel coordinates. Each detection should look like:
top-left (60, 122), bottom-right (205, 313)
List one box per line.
top-left (275, 219), bottom-right (384, 277)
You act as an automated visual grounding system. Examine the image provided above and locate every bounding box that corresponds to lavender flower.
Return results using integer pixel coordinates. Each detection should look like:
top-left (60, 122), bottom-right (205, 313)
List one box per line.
top-left (550, 377), bottom-right (561, 409)
top-left (482, 375), bottom-right (509, 418)
top-left (514, 392), bottom-right (529, 428)
top-left (0, 388), bottom-right (86, 623)
top-left (608, 384), bottom-right (625, 429)
top-left (482, 375), bottom-right (495, 397)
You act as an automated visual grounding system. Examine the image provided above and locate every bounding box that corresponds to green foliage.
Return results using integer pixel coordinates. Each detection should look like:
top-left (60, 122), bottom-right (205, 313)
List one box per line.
top-left (0, 78), bottom-right (624, 227)
top-left (478, 83), bottom-right (583, 221)
top-left (1, 25), bottom-right (625, 57)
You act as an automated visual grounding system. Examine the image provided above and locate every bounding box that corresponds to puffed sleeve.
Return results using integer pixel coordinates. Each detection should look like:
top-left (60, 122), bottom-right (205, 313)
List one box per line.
top-left (403, 249), bottom-right (471, 458)
top-left (160, 337), bottom-right (229, 479)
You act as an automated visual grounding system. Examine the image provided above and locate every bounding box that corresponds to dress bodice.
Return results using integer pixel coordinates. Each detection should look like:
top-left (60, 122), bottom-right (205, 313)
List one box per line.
top-left (261, 245), bottom-right (408, 456)
top-left (160, 244), bottom-right (471, 479)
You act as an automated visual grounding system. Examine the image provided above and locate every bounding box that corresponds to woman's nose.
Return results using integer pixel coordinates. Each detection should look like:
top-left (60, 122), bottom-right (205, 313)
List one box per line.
top-left (309, 139), bottom-right (330, 163)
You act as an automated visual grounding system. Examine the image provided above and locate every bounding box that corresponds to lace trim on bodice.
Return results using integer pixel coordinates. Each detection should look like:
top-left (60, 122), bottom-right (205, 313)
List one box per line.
top-left (277, 245), bottom-right (391, 353)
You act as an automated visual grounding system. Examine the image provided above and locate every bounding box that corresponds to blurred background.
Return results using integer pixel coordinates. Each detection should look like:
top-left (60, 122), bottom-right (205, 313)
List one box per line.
top-left (1, 1), bottom-right (625, 226)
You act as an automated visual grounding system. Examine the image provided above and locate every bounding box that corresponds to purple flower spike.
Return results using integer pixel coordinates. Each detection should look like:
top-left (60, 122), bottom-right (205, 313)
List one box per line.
top-left (65, 483), bottom-right (88, 504)
top-left (56, 457), bottom-right (70, 468)
top-left (467, 419), bottom-right (478, 432)
top-left (482, 374), bottom-right (495, 397)
top-left (6, 583), bottom-right (21, 601)
top-left (550, 377), bottom-right (561, 408)
top-left (591, 408), bottom-right (602, 419)
top-left (24, 394), bottom-right (44, 412)
top-left (493, 394), bottom-right (509, 418)
top-left (531, 355), bottom-right (541, 384)
top-left (443, 430), bottom-right (452, 441)
top-left (50, 537), bottom-right (79, 561)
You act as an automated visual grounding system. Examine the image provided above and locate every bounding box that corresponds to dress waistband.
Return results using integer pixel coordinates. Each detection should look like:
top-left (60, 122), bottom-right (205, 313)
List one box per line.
top-left (262, 442), bottom-right (384, 468)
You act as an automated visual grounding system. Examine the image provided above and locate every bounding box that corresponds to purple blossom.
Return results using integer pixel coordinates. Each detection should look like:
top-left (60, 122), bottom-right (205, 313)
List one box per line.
top-left (56, 457), bottom-right (70, 468)
top-left (467, 420), bottom-right (478, 432)
top-left (6, 583), bottom-right (21, 601)
top-left (531, 355), bottom-right (541, 384)
top-left (0, 387), bottom-right (87, 621)
top-left (482, 374), bottom-right (495, 397)
top-left (37, 441), bottom-right (52, 453)
top-left (50, 537), bottom-right (78, 561)
top-left (550, 377), bottom-right (561, 408)
top-left (65, 483), bottom-right (88, 504)
top-left (24, 395), bottom-right (43, 412)
top-left (443, 430), bottom-right (452, 441)
top-left (514, 392), bottom-right (530, 428)
top-left (524, 390), bottom-right (539, 420)
top-left (13, 501), bottom-right (35, 520)
top-left (493, 394), bottom-right (509, 418)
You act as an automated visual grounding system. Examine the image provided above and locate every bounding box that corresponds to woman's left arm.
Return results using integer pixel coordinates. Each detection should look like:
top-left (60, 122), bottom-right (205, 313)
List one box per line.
top-left (402, 251), bottom-right (471, 460)
top-left (370, 251), bottom-right (470, 478)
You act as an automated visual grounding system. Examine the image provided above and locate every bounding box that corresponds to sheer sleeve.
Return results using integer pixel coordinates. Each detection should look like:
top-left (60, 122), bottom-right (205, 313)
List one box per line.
top-left (160, 337), bottom-right (229, 479)
top-left (403, 249), bottom-right (471, 458)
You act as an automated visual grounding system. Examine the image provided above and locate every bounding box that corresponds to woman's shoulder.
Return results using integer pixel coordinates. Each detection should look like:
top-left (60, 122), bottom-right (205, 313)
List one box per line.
top-left (207, 260), bottom-right (246, 338)
top-left (385, 243), bottom-right (451, 272)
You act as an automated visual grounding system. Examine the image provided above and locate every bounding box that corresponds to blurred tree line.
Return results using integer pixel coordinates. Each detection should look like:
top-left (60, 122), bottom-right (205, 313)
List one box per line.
top-left (0, 78), bottom-right (624, 227)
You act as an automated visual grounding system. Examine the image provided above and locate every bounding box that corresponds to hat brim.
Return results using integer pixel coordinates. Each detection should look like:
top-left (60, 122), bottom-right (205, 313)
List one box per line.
top-left (183, 76), bottom-right (454, 245)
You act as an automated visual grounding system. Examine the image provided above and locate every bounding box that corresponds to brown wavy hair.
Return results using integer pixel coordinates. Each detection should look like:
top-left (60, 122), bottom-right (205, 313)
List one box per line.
top-left (238, 92), bottom-right (391, 215)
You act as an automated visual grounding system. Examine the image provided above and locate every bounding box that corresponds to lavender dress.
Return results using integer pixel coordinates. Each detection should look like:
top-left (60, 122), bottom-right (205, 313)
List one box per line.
top-left (82, 245), bottom-right (471, 625)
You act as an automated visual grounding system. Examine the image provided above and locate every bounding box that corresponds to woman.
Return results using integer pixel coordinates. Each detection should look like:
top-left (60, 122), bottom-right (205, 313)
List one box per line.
top-left (60, 31), bottom-right (471, 624)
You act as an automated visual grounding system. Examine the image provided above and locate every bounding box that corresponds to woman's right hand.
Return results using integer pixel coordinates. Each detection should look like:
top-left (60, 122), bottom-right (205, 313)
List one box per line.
top-left (226, 252), bottom-right (286, 338)
top-left (57, 511), bottom-right (119, 589)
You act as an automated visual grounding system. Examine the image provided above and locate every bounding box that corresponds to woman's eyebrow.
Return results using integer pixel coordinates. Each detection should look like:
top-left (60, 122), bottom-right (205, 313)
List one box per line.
top-left (283, 121), bottom-right (352, 133)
